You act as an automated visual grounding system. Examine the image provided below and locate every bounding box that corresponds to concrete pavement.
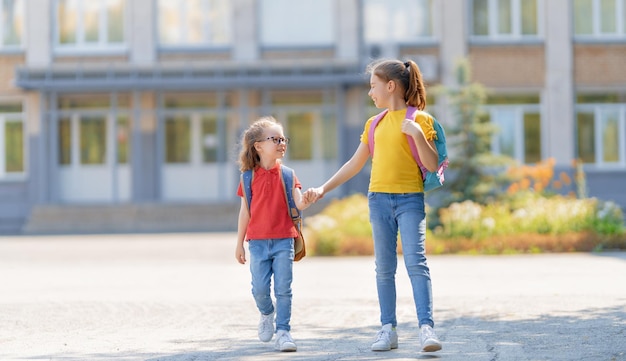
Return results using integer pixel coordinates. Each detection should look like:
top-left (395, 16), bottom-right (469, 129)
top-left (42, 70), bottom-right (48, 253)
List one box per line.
top-left (0, 232), bottom-right (624, 361)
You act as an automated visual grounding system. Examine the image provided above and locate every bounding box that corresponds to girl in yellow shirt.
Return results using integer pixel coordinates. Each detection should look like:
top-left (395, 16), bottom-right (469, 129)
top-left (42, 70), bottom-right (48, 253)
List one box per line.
top-left (306, 59), bottom-right (442, 353)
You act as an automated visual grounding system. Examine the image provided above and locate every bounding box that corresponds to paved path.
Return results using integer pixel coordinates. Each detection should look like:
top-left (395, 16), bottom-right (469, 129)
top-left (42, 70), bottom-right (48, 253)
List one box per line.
top-left (0, 232), bottom-right (625, 361)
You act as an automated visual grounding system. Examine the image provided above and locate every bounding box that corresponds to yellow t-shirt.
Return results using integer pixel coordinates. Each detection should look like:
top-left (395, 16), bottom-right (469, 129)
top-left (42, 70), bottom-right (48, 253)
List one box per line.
top-left (361, 108), bottom-right (437, 193)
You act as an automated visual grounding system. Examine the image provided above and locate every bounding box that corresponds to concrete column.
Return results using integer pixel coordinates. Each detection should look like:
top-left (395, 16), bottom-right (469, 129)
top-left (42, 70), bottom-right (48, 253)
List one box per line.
top-left (439, 0), bottom-right (468, 87)
top-left (544, 0), bottom-right (574, 166)
top-left (25, 0), bottom-right (51, 66)
top-left (336, 0), bottom-right (359, 61)
top-left (232, 0), bottom-right (258, 61)
top-left (129, 0), bottom-right (156, 65)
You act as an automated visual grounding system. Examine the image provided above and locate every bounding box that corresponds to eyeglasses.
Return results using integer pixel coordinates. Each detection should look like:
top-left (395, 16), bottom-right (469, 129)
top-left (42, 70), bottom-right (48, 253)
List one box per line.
top-left (259, 136), bottom-right (290, 145)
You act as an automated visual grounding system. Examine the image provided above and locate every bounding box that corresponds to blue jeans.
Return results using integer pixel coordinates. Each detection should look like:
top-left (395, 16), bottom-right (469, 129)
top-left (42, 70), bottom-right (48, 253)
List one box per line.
top-left (248, 238), bottom-right (294, 332)
top-left (368, 192), bottom-right (434, 328)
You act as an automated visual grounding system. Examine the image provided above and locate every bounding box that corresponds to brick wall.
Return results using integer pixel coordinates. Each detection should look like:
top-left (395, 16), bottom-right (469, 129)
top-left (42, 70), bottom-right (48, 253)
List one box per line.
top-left (468, 45), bottom-right (544, 88)
top-left (574, 44), bottom-right (626, 86)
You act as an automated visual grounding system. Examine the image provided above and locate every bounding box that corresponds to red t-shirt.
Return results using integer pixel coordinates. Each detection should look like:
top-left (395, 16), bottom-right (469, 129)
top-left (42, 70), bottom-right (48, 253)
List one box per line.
top-left (237, 163), bottom-right (302, 240)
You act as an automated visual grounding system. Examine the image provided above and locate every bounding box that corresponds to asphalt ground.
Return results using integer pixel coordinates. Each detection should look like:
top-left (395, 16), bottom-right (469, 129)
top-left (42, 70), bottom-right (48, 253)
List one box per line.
top-left (0, 232), bottom-right (625, 361)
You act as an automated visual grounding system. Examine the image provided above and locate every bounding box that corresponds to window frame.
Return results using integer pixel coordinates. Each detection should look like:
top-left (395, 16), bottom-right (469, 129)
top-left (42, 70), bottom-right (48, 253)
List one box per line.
top-left (487, 103), bottom-right (543, 164)
top-left (575, 103), bottom-right (626, 168)
top-left (53, 0), bottom-right (128, 54)
top-left (156, 0), bottom-right (232, 50)
top-left (362, 0), bottom-right (437, 46)
top-left (0, 102), bottom-right (26, 181)
top-left (0, 0), bottom-right (25, 51)
top-left (469, 0), bottom-right (544, 43)
top-left (573, 0), bottom-right (626, 41)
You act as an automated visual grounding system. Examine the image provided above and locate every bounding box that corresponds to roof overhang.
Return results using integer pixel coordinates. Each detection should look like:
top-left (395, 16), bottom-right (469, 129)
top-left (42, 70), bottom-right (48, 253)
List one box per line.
top-left (15, 60), bottom-right (367, 92)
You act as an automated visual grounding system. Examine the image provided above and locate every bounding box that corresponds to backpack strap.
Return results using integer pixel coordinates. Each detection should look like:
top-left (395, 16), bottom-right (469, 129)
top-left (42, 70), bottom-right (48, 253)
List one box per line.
top-left (367, 109), bottom-right (388, 157)
top-left (279, 165), bottom-right (301, 221)
top-left (367, 106), bottom-right (428, 180)
top-left (241, 169), bottom-right (254, 215)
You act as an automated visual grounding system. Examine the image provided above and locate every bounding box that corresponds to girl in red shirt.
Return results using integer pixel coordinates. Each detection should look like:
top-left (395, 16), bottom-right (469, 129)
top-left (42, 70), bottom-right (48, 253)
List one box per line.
top-left (235, 116), bottom-right (311, 352)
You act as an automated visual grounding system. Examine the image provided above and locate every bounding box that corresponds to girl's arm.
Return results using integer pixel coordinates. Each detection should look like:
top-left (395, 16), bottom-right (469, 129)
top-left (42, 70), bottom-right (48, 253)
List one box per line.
top-left (402, 119), bottom-right (439, 172)
top-left (309, 142), bottom-right (370, 199)
top-left (293, 187), bottom-right (311, 211)
top-left (235, 197), bottom-right (250, 264)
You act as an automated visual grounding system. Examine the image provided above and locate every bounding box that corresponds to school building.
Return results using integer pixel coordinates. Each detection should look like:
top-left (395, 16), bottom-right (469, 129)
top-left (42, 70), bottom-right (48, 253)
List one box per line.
top-left (1, 0), bottom-right (625, 234)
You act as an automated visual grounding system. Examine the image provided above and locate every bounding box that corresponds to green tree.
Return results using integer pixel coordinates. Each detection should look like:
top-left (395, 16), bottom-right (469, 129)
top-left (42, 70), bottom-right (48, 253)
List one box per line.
top-left (433, 58), bottom-right (513, 207)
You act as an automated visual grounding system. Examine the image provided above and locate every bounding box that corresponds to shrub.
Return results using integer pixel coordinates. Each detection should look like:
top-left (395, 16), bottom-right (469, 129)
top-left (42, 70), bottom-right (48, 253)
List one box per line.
top-left (303, 191), bottom-right (626, 256)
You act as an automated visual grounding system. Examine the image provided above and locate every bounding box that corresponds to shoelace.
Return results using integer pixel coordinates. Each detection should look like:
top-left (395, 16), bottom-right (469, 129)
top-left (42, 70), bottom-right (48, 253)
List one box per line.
top-left (375, 329), bottom-right (391, 343)
top-left (277, 332), bottom-right (293, 344)
top-left (421, 327), bottom-right (435, 342)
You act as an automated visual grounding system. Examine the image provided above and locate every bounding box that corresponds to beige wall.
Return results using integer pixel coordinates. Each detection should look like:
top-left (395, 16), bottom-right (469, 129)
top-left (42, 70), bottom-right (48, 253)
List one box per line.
top-left (469, 45), bottom-right (545, 88)
top-left (0, 54), bottom-right (26, 94)
top-left (574, 44), bottom-right (626, 86)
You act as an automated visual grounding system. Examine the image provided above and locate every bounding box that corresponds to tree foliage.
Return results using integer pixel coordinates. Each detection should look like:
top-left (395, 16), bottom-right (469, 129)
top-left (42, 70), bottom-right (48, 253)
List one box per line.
top-left (432, 58), bottom-right (514, 207)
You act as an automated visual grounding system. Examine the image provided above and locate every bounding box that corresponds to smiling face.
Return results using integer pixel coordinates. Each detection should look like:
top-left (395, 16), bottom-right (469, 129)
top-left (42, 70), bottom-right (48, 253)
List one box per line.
top-left (255, 123), bottom-right (287, 161)
top-left (368, 74), bottom-right (392, 109)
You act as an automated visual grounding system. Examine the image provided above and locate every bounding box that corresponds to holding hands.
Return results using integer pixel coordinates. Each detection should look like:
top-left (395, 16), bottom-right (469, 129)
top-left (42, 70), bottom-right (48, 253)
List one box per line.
top-left (303, 187), bottom-right (324, 204)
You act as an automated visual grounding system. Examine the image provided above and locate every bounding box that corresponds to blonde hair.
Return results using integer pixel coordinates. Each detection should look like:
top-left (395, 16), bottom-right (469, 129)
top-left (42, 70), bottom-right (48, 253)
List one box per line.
top-left (366, 59), bottom-right (427, 110)
top-left (237, 116), bottom-right (282, 172)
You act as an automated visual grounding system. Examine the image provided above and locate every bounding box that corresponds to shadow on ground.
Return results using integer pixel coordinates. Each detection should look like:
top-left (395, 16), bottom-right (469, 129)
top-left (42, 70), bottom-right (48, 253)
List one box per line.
top-left (16, 305), bottom-right (623, 361)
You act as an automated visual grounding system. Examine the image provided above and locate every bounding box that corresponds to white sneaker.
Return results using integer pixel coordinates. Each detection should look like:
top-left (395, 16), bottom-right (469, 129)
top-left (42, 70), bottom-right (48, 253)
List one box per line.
top-left (371, 323), bottom-right (398, 351)
top-left (274, 330), bottom-right (297, 352)
top-left (257, 308), bottom-right (275, 342)
top-left (420, 325), bottom-right (442, 352)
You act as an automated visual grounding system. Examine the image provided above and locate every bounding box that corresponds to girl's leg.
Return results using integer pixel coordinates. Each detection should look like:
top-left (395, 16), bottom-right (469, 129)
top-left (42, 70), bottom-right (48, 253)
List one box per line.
top-left (272, 238), bottom-right (294, 332)
top-left (396, 193), bottom-right (434, 328)
top-left (248, 240), bottom-right (274, 315)
top-left (368, 192), bottom-right (399, 327)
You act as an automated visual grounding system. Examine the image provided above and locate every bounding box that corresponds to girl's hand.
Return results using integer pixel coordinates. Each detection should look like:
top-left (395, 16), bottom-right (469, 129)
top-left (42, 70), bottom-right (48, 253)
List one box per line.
top-left (401, 118), bottom-right (423, 137)
top-left (304, 187), bottom-right (324, 203)
top-left (235, 244), bottom-right (246, 264)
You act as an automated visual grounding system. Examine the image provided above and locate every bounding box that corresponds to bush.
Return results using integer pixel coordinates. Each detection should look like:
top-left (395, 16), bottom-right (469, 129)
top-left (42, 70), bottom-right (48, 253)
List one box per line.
top-left (303, 191), bottom-right (626, 256)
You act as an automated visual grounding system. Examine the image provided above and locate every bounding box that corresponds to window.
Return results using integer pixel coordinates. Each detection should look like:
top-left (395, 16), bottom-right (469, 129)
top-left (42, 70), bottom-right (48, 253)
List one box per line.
top-left (158, 0), bottom-right (231, 47)
top-left (0, 0), bottom-right (24, 49)
top-left (0, 102), bottom-right (25, 179)
top-left (576, 94), bottom-right (626, 166)
top-left (260, 0), bottom-right (334, 47)
top-left (162, 93), bottom-right (227, 165)
top-left (363, 0), bottom-right (434, 44)
top-left (55, 0), bottom-right (126, 51)
top-left (470, 0), bottom-right (541, 41)
top-left (267, 91), bottom-right (337, 161)
top-left (487, 95), bottom-right (542, 164)
top-left (574, 0), bottom-right (626, 39)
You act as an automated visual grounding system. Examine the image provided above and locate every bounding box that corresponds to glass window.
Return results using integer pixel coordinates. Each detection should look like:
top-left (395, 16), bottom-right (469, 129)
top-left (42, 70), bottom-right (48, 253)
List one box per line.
top-left (80, 116), bottom-right (107, 165)
top-left (116, 116), bottom-right (129, 164)
top-left (574, 0), bottom-right (626, 38)
top-left (1, 0), bottom-right (24, 48)
top-left (488, 97), bottom-right (542, 164)
top-left (0, 103), bottom-right (25, 178)
top-left (201, 116), bottom-right (218, 163)
top-left (260, 0), bottom-right (334, 47)
top-left (165, 116), bottom-right (191, 163)
top-left (4, 120), bottom-right (23, 172)
top-left (471, 0), bottom-right (540, 40)
top-left (577, 112), bottom-right (595, 163)
top-left (58, 118), bottom-right (72, 165)
top-left (364, 0), bottom-right (433, 43)
top-left (576, 101), bottom-right (626, 166)
top-left (158, 0), bottom-right (231, 47)
top-left (286, 113), bottom-right (314, 161)
top-left (55, 0), bottom-right (126, 49)
top-left (601, 110), bottom-right (620, 162)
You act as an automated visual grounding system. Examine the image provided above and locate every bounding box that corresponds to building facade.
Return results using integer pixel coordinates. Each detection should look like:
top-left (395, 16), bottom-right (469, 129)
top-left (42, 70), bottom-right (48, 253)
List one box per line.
top-left (1, 0), bottom-right (625, 233)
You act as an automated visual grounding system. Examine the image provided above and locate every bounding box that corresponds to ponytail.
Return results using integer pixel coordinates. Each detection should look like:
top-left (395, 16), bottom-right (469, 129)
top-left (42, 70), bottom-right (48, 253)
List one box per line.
top-left (404, 60), bottom-right (427, 111)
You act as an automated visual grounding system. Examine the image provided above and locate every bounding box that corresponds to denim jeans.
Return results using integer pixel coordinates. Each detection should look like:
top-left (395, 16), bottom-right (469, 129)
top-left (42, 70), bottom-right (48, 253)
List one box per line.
top-left (248, 238), bottom-right (294, 332)
top-left (368, 192), bottom-right (434, 328)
